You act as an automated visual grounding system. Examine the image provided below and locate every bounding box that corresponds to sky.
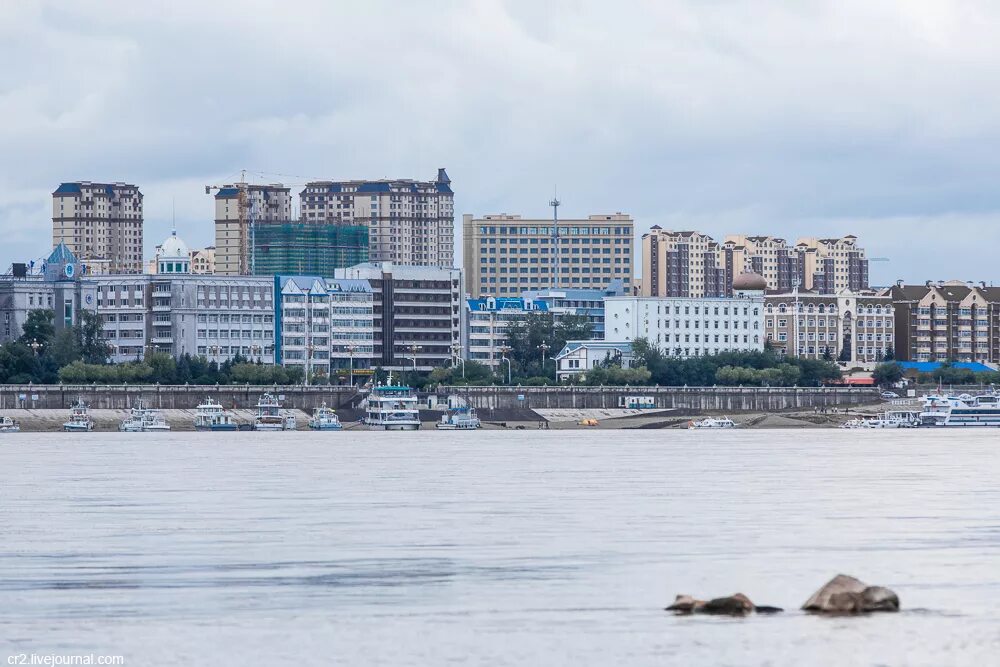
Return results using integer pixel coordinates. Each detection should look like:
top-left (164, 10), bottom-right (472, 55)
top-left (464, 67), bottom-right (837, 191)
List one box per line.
top-left (3, 0), bottom-right (1000, 285)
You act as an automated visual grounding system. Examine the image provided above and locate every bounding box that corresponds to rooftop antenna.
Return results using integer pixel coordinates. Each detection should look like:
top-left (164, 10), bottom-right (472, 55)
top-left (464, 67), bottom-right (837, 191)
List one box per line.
top-left (171, 197), bottom-right (176, 235)
top-left (550, 187), bottom-right (560, 289)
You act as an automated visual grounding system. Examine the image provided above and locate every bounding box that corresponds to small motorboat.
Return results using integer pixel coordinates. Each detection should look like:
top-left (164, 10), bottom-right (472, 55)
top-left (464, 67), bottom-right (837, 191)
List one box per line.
top-left (254, 393), bottom-right (297, 431)
top-left (688, 417), bottom-right (737, 429)
top-left (63, 399), bottom-right (95, 432)
top-left (194, 398), bottom-right (239, 431)
top-left (436, 406), bottom-right (482, 430)
top-left (308, 404), bottom-right (343, 431)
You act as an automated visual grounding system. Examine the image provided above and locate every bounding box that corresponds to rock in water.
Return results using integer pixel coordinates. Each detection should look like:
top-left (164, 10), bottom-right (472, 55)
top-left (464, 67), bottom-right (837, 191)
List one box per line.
top-left (666, 592), bottom-right (782, 616)
top-left (802, 575), bottom-right (899, 614)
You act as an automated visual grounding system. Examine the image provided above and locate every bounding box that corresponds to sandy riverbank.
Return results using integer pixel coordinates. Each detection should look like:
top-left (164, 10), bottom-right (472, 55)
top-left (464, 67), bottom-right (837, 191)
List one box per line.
top-left (0, 403), bottom-right (892, 432)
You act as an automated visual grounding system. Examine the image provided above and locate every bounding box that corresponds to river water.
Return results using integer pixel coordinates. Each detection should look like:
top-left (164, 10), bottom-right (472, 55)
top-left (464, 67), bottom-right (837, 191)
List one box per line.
top-left (1, 430), bottom-right (999, 666)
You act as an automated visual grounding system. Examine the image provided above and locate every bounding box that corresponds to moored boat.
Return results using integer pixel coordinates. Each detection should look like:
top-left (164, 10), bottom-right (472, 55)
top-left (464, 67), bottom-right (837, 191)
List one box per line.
top-left (0, 416), bottom-right (20, 433)
top-left (63, 399), bottom-right (95, 432)
top-left (436, 406), bottom-right (481, 430)
top-left (363, 377), bottom-right (421, 431)
top-left (194, 398), bottom-right (239, 431)
top-left (308, 404), bottom-right (343, 431)
top-left (919, 392), bottom-right (1000, 427)
top-left (688, 417), bottom-right (737, 429)
top-left (253, 393), bottom-right (297, 431)
top-left (119, 400), bottom-right (171, 432)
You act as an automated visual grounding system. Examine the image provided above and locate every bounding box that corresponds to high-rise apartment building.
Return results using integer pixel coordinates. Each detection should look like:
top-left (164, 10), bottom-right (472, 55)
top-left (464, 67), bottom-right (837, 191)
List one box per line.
top-left (52, 182), bottom-right (144, 274)
top-left (212, 183), bottom-right (293, 276)
top-left (641, 229), bottom-right (869, 297)
top-left (299, 169), bottom-right (454, 268)
top-left (462, 213), bottom-right (634, 297)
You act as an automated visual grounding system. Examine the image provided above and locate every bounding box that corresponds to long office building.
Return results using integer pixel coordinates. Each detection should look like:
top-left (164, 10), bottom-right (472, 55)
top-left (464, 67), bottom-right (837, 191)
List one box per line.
top-left (212, 183), bottom-right (293, 276)
top-left (885, 280), bottom-right (1000, 364)
top-left (763, 290), bottom-right (894, 363)
top-left (336, 262), bottom-right (462, 372)
top-left (462, 213), bottom-right (634, 297)
top-left (253, 222), bottom-right (369, 277)
top-left (299, 169), bottom-right (454, 267)
top-left (52, 182), bottom-right (144, 275)
top-left (641, 229), bottom-right (869, 297)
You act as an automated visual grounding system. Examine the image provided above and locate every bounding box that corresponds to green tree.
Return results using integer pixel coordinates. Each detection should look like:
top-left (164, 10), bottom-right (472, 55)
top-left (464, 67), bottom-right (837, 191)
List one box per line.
top-left (872, 362), bottom-right (904, 387)
top-left (504, 312), bottom-right (592, 382)
top-left (19, 310), bottom-right (54, 351)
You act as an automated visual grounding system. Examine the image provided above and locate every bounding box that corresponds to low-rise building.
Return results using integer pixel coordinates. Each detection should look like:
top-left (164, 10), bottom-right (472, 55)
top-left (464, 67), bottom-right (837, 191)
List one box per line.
top-left (554, 341), bottom-right (635, 382)
top-left (763, 290), bottom-right (894, 363)
top-left (521, 280), bottom-right (626, 339)
top-left (464, 296), bottom-right (548, 369)
top-left (602, 272), bottom-right (766, 357)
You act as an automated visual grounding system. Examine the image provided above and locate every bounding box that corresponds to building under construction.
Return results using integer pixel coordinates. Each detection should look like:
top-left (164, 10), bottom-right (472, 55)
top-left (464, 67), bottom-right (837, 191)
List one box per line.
top-left (252, 222), bottom-right (369, 278)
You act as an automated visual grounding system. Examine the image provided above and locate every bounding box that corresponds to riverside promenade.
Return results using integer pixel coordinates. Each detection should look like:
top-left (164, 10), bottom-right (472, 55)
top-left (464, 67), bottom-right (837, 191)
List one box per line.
top-left (0, 384), bottom-right (877, 413)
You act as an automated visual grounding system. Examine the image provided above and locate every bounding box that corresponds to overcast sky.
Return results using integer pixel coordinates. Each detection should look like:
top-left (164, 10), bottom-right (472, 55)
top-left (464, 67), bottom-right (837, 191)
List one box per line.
top-left (3, 0), bottom-right (1000, 285)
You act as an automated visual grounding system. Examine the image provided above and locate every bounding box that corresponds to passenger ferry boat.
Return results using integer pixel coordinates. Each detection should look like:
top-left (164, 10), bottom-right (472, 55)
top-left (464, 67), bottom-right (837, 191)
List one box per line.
top-left (363, 378), bottom-right (421, 431)
top-left (253, 393), bottom-right (297, 431)
top-left (0, 416), bottom-right (20, 433)
top-left (308, 404), bottom-right (343, 431)
top-left (919, 393), bottom-right (1000, 427)
top-left (436, 406), bottom-right (481, 430)
top-left (63, 399), bottom-right (95, 432)
top-left (689, 417), bottom-right (737, 429)
top-left (193, 398), bottom-right (239, 431)
top-left (119, 400), bottom-right (171, 432)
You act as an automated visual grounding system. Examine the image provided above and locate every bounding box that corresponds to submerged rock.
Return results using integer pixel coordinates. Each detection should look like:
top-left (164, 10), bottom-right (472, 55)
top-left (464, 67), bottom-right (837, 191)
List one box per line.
top-left (666, 592), bottom-right (782, 616)
top-left (802, 574), bottom-right (899, 614)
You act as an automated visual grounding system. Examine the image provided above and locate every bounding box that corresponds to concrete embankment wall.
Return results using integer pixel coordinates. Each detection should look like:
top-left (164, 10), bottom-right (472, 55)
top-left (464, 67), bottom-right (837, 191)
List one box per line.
top-left (0, 385), bottom-right (361, 411)
top-left (440, 386), bottom-right (878, 412)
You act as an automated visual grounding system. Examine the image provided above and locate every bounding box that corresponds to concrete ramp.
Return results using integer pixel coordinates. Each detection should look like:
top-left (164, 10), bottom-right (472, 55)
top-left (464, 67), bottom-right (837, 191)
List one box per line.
top-left (533, 408), bottom-right (675, 423)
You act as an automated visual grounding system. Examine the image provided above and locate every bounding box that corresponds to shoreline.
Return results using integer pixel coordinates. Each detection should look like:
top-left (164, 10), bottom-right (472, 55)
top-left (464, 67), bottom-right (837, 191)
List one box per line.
top-left (0, 405), bottom-right (890, 432)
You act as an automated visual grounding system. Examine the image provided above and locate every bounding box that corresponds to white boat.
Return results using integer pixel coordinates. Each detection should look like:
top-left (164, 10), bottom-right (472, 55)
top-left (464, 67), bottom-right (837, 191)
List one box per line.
top-left (194, 398), bottom-right (239, 431)
top-left (253, 393), bottom-right (297, 431)
top-left (436, 406), bottom-right (481, 430)
top-left (689, 417), bottom-right (737, 429)
top-left (119, 400), bottom-right (171, 432)
top-left (308, 404), bottom-right (343, 431)
top-left (919, 393), bottom-right (1000, 427)
top-left (840, 418), bottom-right (872, 429)
top-left (63, 399), bottom-right (95, 432)
top-left (842, 411), bottom-right (920, 429)
top-left (0, 416), bottom-right (20, 433)
top-left (363, 378), bottom-right (421, 431)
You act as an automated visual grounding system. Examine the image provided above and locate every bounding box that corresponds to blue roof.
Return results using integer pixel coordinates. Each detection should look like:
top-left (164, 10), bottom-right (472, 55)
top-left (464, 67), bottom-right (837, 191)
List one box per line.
top-left (435, 183), bottom-right (453, 194)
top-left (357, 182), bottom-right (392, 193)
top-left (54, 183), bottom-right (82, 194)
top-left (467, 297), bottom-right (548, 312)
top-left (46, 242), bottom-right (78, 264)
top-left (215, 187), bottom-right (240, 198)
top-left (897, 361), bottom-right (994, 373)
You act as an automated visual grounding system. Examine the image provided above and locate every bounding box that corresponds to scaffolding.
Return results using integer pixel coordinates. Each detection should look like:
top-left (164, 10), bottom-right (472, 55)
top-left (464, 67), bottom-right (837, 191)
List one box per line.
top-left (252, 222), bottom-right (369, 277)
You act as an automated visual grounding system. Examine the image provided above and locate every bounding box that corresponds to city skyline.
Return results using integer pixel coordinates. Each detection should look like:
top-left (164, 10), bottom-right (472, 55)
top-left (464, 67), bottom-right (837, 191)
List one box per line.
top-left (7, 2), bottom-right (1000, 284)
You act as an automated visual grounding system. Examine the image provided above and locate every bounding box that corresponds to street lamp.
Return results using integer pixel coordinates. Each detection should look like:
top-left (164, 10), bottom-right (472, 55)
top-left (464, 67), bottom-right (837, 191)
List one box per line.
top-left (28, 339), bottom-right (43, 356)
top-left (406, 343), bottom-right (422, 385)
top-left (498, 345), bottom-right (512, 385)
top-left (451, 343), bottom-right (465, 379)
top-left (346, 343), bottom-right (357, 387)
top-left (537, 342), bottom-right (551, 378)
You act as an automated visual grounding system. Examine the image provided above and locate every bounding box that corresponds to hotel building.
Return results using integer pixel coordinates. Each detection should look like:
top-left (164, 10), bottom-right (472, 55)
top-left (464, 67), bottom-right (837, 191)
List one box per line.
top-left (462, 213), bottom-right (634, 297)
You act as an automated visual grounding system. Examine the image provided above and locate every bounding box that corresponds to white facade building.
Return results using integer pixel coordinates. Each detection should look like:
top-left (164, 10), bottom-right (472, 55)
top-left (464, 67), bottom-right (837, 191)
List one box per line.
top-left (554, 341), bottom-right (635, 382)
top-left (464, 296), bottom-right (548, 369)
top-left (603, 273), bottom-right (766, 357)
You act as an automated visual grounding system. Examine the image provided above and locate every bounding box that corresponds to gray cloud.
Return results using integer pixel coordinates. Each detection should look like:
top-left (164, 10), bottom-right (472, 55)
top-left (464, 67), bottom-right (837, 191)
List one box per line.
top-left (3, 0), bottom-right (1000, 285)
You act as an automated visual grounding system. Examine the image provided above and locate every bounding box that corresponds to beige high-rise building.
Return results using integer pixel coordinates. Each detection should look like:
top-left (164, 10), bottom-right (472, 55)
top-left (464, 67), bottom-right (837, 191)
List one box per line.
top-left (641, 229), bottom-right (869, 297)
top-left (212, 184), bottom-right (292, 276)
top-left (299, 169), bottom-right (454, 268)
top-left (52, 182), bottom-right (144, 274)
top-left (462, 213), bottom-right (634, 297)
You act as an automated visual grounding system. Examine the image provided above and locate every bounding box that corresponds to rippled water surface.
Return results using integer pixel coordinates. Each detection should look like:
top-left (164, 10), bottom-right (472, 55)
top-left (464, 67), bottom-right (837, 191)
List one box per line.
top-left (2, 430), bottom-right (1000, 666)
